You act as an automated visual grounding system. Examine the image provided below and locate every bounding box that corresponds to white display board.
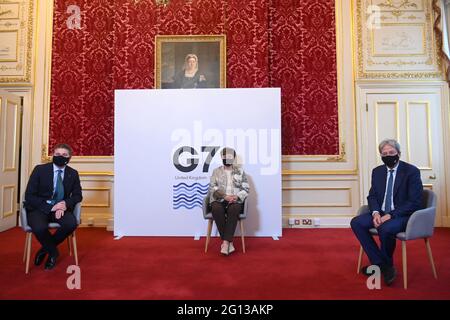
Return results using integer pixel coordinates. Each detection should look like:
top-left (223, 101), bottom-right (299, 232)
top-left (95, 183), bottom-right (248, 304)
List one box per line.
top-left (114, 88), bottom-right (282, 237)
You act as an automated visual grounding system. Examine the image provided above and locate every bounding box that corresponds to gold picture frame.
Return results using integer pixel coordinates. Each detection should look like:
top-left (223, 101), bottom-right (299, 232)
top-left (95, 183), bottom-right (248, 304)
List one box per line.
top-left (155, 35), bottom-right (226, 89)
top-left (0, 0), bottom-right (34, 83)
top-left (354, 0), bottom-right (442, 79)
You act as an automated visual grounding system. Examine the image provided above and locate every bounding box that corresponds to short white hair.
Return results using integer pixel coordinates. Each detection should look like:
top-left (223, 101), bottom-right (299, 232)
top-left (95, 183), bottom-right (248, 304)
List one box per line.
top-left (378, 139), bottom-right (401, 154)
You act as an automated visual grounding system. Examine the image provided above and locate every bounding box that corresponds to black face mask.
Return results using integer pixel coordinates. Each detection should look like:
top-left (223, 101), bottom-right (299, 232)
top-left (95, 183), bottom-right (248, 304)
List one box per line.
top-left (53, 155), bottom-right (70, 167)
top-left (222, 158), bottom-right (233, 167)
top-left (381, 154), bottom-right (399, 168)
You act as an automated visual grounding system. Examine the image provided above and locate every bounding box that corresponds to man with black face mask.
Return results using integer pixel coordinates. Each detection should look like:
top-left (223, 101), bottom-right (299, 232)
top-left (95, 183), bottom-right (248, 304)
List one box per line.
top-left (351, 139), bottom-right (423, 286)
top-left (25, 143), bottom-right (82, 270)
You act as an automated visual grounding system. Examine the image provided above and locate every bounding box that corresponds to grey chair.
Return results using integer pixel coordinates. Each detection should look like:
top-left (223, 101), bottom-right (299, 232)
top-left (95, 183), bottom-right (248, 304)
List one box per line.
top-left (356, 189), bottom-right (438, 289)
top-left (203, 192), bottom-right (248, 253)
top-left (21, 202), bottom-right (82, 274)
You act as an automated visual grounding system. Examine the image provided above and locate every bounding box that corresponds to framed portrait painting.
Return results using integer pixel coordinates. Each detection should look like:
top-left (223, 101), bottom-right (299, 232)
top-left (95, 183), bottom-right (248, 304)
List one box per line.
top-left (155, 35), bottom-right (226, 89)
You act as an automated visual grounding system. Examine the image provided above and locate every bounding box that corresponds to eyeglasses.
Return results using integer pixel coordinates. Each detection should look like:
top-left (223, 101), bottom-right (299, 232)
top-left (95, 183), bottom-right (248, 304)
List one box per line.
top-left (381, 151), bottom-right (398, 156)
top-left (54, 152), bottom-right (70, 157)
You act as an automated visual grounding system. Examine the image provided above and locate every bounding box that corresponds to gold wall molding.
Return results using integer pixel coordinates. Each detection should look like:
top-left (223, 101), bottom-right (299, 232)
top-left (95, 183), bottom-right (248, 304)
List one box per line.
top-left (283, 177), bottom-right (358, 181)
top-left (79, 171), bottom-right (114, 176)
top-left (374, 100), bottom-right (400, 156)
top-left (0, 0), bottom-right (34, 83)
top-left (282, 144), bottom-right (347, 163)
top-left (326, 143), bottom-right (347, 161)
top-left (1, 184), bottom-right (15, 218)
top-left (355, 0), bottom-right (442, 79)
top-left (282, 169), bottom-right (358, 175)
top-left (283, 213), bottom-right (356, 218)
top-left (2, 98), bottom-right (20, 172)
top-left (405, 100), bottom-right (433, 169)
top-left (281, 186), bottom-right (353, 208)
top-left (41, 171), bottom-right (372, 178)
top-left (41, 143), bottom-right (114, 163)
top-left (81, 187), bottom-right (111, 208)
top-left (282, 187), bottom-right (352, 208)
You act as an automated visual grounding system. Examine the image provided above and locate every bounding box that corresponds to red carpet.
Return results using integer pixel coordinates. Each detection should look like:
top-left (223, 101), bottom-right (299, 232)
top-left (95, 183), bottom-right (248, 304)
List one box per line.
top-left (0, 227), bottom-right (449, 300)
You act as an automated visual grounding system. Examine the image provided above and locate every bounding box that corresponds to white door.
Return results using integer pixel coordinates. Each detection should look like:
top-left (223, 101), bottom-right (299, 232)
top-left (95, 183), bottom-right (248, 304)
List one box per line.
top-left (361, 89), bottom-right (446, 227)
top-left (0, 90), bottom-right (21, 232)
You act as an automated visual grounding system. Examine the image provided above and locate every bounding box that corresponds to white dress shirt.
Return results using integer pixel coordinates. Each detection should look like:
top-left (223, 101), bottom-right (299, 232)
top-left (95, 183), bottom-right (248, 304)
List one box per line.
top-left (373, 162), bottom-right (399, 216)
top-left (52, 164), bottom-right (66, 194)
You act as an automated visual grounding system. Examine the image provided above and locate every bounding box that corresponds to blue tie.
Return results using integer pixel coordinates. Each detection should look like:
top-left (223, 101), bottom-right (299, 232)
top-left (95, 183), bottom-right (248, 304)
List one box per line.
top-left (53, 169), bottom-right (64, 203)
top-left (384, 169), bottom-right (394, 213)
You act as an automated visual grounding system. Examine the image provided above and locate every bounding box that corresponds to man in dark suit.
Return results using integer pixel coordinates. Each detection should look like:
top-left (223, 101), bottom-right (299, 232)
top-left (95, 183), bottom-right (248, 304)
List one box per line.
top-left (25, 143), bottom-right (82, 270)
top-left (351, 139), bottom-right (423, 285)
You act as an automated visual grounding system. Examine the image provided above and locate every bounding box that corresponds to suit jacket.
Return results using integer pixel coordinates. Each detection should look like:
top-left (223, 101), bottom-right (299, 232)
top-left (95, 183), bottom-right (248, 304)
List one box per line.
top-left (367, 160), bottom-right (423, 218)
top-left (25, 162), bottom-right (83, 214)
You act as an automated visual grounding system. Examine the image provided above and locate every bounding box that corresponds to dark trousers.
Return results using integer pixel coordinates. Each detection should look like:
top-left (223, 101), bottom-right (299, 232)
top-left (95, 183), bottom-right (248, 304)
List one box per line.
top-left (211, 201), bottom-right (242, 242)
top-left (351, 213), bottom-right (409, 267)
top-left (27, 210), bottom-right (77, 257)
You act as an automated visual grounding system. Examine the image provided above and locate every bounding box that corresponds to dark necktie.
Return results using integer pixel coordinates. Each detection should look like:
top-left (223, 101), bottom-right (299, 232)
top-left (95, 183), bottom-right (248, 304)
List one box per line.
top-left (53, 169), bottom-right (64, 203)
top-left (384, 169), bottom-right (394, 213)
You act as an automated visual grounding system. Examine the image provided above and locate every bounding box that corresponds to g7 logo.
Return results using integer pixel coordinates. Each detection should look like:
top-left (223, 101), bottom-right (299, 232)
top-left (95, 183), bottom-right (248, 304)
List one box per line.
top-left (173, 146), bottom-right (220, 173)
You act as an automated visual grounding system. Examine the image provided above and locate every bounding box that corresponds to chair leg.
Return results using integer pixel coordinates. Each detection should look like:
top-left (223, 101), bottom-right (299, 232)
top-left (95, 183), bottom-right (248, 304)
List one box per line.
top-left (402, 241), bottom-right (407, 289)
top-left (72, 232), bottom-right (79, 266)
top-left (357, 246), bottom-right (363, 274)
top-left (25, 233), bottom-right (32, 274)
top-left (424, 238), bottom-right (437, 279)
top-left (23, 233), bottom-right (28, 262)
top-left (67, 235), bottom-right (72, 256)
top-left (240, 220), bottom-right (246, 253)
top-left (205, 220), bottom-right (213, 253)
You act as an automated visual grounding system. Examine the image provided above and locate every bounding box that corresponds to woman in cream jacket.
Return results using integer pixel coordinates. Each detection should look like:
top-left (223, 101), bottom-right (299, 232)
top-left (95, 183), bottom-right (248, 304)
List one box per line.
top-left (209, 147), bottom-right (250, 255)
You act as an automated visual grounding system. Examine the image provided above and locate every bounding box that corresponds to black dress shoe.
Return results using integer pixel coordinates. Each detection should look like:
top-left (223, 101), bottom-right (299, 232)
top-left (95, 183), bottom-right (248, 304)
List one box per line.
top-left (44, 253), bottom-right (59, 270)
top-left (361, 265), bottom-right (381, 277)
top-left (382, 266), bottom-right (397, 286)
top-left (34, 248), bottom-right (47, 266)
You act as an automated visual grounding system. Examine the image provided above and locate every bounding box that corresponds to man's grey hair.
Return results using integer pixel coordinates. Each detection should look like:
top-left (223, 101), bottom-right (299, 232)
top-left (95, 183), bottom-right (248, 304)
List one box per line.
top-left (378, 139), bottom-right (401, 154)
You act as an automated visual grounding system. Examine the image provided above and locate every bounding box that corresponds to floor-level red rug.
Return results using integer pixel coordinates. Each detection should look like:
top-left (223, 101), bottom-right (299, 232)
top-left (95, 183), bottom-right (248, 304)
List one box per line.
top-left (0, 227), bottom-right (449, 299)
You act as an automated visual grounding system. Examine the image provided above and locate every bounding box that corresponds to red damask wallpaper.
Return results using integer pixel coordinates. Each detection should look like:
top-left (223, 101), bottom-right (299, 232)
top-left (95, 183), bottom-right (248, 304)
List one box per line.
top-left (49, 0), bottom-right (338, 156)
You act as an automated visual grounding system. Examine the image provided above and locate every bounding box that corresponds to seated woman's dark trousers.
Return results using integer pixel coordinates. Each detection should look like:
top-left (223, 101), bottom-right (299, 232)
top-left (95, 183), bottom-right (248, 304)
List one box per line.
top-left (211, 201), bottom-right (243, 242)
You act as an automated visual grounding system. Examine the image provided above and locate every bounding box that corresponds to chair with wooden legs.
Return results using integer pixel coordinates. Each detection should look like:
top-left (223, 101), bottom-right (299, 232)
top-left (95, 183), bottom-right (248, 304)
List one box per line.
top-left (356, 189), bottom-right (438, 289)
top-left (203, 193), bottom-right (248, 253)
top-left (21, 202), bottom-right (82, 274)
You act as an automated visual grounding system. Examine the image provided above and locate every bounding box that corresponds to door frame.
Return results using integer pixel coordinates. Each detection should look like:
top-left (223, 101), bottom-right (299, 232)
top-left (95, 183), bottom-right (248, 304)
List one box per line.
top-left (0, 89), bottom-right (23, 231)
top-left (356, 81), bottom-right (450, 227)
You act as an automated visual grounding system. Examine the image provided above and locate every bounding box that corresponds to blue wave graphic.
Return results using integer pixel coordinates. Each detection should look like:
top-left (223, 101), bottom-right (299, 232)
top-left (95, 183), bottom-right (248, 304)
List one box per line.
top-left (173, 199), bottom-right (203, 206)
top-left (173, 199), bottom-right (203, 204)
top-left (173, 195), bottom-right (205, 201)
top-left (173, 203), bottom-right (203, 209)
top-left (173, 185), bottom-right (209, 192)
top-left (173, 182), bottom-right (209, 189)
top-left (172, 183), bottom-right (208, 210)
top-left (173, 190), bottom-right (208, 197)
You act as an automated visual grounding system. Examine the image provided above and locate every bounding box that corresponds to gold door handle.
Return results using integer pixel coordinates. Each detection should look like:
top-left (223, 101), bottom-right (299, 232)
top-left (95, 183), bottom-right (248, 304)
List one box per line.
top-left (429, 174), bottom-right (436, 180)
